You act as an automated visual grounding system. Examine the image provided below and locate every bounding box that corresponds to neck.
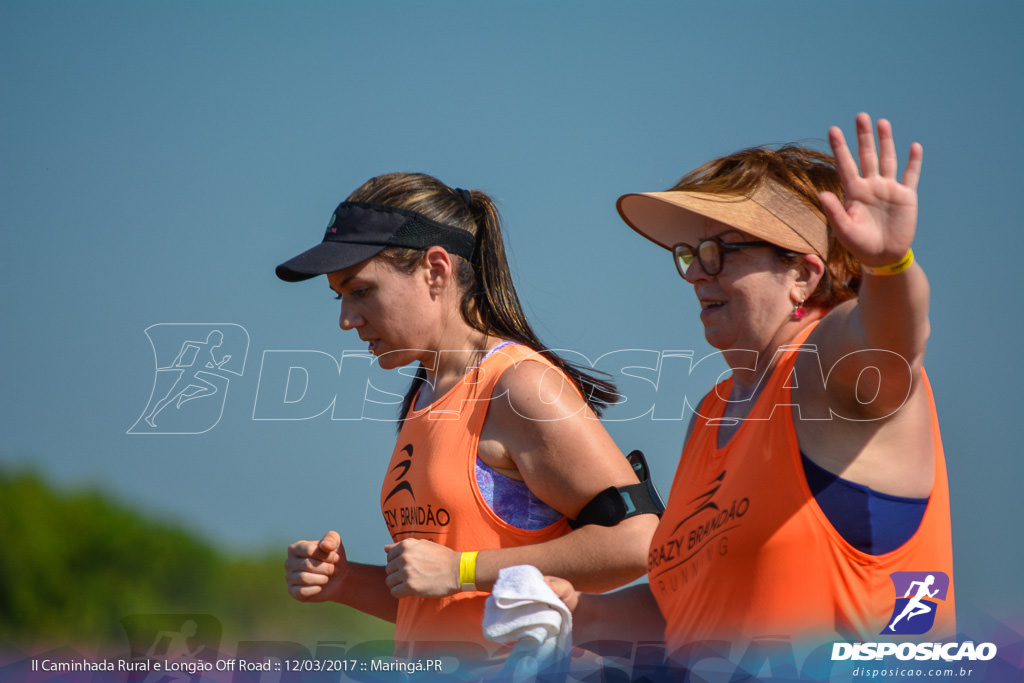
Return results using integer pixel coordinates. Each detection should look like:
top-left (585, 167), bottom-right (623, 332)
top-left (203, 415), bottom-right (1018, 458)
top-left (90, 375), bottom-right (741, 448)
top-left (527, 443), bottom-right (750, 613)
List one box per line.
top-left (421, 324), bottom-right (500, 388)
top-left (725, 314), bottom-right (819, 402)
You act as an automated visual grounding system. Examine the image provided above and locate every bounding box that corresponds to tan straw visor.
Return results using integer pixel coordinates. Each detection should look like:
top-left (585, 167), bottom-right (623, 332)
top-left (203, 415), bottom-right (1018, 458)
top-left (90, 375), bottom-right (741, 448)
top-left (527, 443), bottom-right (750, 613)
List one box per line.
top-left (617, 180), bottom-right (828, 258)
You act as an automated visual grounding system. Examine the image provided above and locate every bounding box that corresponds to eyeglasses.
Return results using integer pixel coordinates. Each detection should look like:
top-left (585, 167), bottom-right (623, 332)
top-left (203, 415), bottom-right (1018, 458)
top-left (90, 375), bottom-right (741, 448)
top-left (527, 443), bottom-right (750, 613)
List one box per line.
top-left (672, 236), bottom-right (775, 278)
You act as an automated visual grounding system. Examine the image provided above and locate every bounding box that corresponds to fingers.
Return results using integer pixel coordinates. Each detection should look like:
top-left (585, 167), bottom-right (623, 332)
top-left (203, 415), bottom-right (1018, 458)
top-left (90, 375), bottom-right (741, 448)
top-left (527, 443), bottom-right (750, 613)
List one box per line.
top-left (876, 118), bottom-right (898, 179)
top-left (384, 545), bottom-right (409, 596)
top-left (319, 530), bottom-right (341, 553)
top-left (544, 576), bottom-right (580, 612)
top-left (284, 556), bottom-right (334, 602)
top-left (287, 538), bottom-right (341, 565)
top-left (855, 112), bottom-right (879, 177)
top-left (383, 541), bottom-right (409, 593)
top-left (285, 545), bottom-right (339, 571)
top-left (285, 535), bottom-right (345, 602)
top-left (878, 117), bottom-right (924, 190)
top-left (831, 114), bottom-right (922, 189)
top-left (818, 190), bottom-right (849, 228)
top-left (544, 576), bottom-right (570, 599)
top-left (382, 539), bottom-right (460, 598)
top-left (828, 125), bottom-right (860, 187)
top-left (901, 141), bottom-right (924, 191)
top-left (287, 571), bottom-right (332, 600)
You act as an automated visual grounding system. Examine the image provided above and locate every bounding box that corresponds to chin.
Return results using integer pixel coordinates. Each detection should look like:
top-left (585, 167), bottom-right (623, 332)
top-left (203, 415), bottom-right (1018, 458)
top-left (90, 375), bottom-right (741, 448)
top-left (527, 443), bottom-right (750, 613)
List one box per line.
top-left (373, 349), bottom-right (417, 370)
top-left (699, 324), bottom-right (730, 351)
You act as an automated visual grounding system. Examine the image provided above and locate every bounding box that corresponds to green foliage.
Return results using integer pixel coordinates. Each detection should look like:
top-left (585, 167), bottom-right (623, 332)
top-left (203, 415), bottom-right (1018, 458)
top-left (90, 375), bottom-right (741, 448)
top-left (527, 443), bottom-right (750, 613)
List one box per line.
top-left (0, 467), bottom-right (393, 651)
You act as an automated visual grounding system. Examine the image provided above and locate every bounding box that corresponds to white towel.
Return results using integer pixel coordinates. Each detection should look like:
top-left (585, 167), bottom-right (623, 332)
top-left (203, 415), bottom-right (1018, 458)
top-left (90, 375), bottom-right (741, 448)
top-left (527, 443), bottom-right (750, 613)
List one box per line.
top-left (483, 565), bottom-right (572, 680)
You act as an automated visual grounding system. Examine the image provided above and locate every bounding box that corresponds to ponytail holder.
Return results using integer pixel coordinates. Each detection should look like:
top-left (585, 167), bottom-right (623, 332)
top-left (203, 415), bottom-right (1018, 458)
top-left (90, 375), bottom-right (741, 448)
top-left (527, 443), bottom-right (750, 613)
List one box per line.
top-left (454, 187), bottom-right (482, 264)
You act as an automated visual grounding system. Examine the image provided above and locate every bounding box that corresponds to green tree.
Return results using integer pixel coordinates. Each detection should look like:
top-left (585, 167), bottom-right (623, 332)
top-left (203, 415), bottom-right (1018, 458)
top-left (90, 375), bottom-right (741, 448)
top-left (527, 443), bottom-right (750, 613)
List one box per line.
top-left (0, 467), bottom-right (392, 652)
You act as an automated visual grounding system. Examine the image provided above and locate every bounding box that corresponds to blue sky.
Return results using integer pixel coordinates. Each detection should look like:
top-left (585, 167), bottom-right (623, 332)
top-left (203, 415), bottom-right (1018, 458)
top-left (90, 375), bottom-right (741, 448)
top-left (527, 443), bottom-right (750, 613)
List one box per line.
top-left (2, 0), bottom-right (1022, 628)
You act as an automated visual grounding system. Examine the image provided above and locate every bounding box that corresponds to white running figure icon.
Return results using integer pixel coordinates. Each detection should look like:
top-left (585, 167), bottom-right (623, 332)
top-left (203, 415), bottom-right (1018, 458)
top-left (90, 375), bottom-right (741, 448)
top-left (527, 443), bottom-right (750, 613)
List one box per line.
top-left (144, 330), bottom-right (231, 427)
top-left (888, 574), bottom-right (939, 632)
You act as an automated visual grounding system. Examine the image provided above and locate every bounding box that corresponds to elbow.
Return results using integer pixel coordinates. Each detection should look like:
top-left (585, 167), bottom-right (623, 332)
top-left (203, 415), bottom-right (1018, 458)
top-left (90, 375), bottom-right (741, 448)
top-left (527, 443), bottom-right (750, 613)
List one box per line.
top-left (593, 514), bottom-right (659, 590)
top-left (620, 513), bottom-right (659, 569)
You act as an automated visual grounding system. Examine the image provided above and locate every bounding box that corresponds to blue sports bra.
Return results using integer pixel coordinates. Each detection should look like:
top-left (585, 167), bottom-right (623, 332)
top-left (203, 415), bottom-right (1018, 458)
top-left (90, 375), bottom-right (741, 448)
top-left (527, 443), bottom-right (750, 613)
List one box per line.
top-left (475, 458), bottom-right (563, 530)
top-left (801, 452), bottom-right (928, 555)
top-left (473, 340), bottom-right (563, 531)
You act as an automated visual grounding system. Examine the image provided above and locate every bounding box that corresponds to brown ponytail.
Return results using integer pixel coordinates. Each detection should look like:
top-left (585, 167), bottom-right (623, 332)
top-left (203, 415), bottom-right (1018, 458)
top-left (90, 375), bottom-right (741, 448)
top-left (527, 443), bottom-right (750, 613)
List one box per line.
top-left (344, 172), bottom-right (619, 423)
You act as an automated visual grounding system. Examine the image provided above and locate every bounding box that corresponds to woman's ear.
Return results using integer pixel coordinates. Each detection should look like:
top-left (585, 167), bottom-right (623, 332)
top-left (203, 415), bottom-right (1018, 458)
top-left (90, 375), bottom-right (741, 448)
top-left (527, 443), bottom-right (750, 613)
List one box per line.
top-left (422, 246), bottom-right (455, 295)
top-left (792, 253), bottom-right (826, 303)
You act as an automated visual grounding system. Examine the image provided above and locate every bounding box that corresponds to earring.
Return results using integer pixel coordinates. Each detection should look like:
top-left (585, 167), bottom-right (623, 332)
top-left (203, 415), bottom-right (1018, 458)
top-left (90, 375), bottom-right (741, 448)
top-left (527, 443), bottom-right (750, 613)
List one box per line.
top-left (793, 300), bottom-right (808, 320)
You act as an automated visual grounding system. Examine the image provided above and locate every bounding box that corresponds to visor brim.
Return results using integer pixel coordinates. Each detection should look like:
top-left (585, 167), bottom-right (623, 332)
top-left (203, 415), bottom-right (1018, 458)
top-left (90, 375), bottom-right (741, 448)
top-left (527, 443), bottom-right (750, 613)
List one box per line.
top-left (275, 241), bottom-right (386, 282)
top-left (617, 184), bottom-right (827, 258)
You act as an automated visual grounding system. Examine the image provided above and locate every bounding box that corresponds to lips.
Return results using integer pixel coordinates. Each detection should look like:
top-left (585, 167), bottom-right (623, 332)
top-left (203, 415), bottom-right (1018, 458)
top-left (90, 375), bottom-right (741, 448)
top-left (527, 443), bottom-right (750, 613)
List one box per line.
top-left (358, 335), bottom-right (381, 354)
top-left (697, 293), bottom-right (726, 320)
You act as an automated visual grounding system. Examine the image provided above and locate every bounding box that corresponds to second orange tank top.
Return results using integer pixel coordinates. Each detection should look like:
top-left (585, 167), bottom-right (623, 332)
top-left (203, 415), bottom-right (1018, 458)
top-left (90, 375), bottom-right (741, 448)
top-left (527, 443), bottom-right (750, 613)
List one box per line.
top-left (380, 343), bottom-right (571, 661)
top-left (648, 324), bottom-right (955, 656)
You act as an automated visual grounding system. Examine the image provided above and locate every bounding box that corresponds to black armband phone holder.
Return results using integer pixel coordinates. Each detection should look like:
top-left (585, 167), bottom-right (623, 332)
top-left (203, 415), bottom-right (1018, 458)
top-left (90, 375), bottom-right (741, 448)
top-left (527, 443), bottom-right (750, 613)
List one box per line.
top-left (568, 450), bottom-right (666, 530)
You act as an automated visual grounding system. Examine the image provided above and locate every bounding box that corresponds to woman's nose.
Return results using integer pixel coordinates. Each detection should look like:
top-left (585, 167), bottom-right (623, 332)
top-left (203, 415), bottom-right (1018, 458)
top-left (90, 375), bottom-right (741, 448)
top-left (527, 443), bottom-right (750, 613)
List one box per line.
top-left (339, 300), bottom-right (362, 330)
top-left (682, 258), bottom-right (711, 284)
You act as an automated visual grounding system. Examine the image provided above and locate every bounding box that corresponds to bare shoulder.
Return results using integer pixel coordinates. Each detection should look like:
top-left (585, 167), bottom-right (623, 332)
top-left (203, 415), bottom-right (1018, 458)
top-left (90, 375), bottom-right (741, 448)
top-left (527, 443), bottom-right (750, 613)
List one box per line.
top-left (490, 354), bottom-right (593, 424)
top-left (478, 355), bottom-right (595, 473)
top-left (795, 315), bottom-right (937, 496)
top-left (481, 354), bottom-right (637, 510)
top-left (803, 303), bottom-right (922, 421)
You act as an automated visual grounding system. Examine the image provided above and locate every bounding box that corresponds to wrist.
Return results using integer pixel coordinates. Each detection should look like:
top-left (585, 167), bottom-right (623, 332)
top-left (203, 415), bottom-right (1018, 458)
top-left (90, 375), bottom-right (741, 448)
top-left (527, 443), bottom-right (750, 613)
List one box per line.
top-left (328, 564), bottom-right (354, 605)
top-left (458, 551), bottom-right (479, 592)
top-left (861, 249), bottom-right (914, 276)
top-left (570, 592), bottom-right (601, 641)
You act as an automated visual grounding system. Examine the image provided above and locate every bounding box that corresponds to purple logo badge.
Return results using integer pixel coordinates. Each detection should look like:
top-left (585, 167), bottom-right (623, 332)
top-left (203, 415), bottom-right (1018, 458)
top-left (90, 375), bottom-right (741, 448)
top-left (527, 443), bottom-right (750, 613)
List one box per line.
top-left (882, 571), bottom-right (950, 635)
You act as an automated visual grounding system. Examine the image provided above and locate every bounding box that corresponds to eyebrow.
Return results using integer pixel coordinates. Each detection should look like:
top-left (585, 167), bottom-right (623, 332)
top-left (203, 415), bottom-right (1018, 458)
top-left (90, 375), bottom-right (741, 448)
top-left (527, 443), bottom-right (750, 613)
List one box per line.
top-left (713, 229), bottom-right (747, 240)
top-left (329, 274), bottom-right (360, 295)
top-left (714, 229), bottom-right (764, 244)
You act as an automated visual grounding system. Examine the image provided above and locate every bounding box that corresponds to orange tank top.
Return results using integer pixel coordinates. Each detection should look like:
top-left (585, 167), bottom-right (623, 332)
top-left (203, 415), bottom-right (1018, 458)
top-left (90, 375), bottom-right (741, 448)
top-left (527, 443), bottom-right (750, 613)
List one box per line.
top-left (380, 343), bottom-right (571, 660)
top-left (648, 324), bottom-right (955, 655)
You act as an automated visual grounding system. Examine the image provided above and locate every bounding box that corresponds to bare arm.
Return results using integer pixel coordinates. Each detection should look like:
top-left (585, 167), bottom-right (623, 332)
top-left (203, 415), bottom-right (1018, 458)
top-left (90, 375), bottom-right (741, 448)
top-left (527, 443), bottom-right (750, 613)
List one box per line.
top-left (795, 114), bottom-right (937, 498)
top-left (473, 515), bottom-right (657, 592)
top-left (384, 358), bottom-right (659, 597)
top-left (547, 578), bottom-right (665, 645)
top-left (815, 114), bottom-right (930, 414)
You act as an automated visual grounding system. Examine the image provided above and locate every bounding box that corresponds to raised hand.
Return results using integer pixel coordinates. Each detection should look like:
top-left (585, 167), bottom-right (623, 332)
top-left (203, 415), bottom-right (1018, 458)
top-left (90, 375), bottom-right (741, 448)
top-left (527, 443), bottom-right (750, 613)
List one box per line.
top-left (819, 113), bottom-right (923, 268)
top-left (285, 530), bottom-right (348, 602)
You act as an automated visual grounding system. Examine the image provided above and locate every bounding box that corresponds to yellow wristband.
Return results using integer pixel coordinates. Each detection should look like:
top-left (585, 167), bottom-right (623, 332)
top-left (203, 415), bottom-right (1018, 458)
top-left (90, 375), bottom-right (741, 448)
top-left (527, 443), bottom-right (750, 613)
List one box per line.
top-left (862, 249), bottom-right (914, 276)
top-left (459, 551), bottom-right (478, 592)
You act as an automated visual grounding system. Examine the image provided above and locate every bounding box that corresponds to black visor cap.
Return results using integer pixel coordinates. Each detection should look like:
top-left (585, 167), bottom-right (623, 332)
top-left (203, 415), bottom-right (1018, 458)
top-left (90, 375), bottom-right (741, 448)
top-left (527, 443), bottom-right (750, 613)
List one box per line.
top-left (275, 202), bottom-right (476, 282)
